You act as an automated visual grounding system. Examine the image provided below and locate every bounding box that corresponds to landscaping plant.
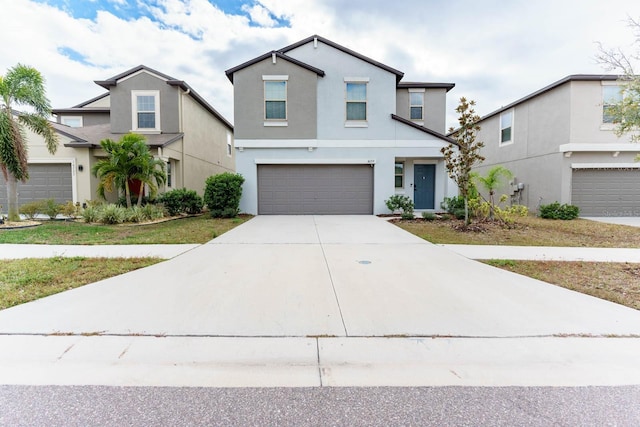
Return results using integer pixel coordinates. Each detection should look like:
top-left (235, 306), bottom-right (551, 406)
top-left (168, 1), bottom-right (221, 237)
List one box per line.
top-left (538, 202), bottom-right (580, 220)
top-left (204, 172), bottom-right (244, 218)
top-left (385, 194), bottom-right (414, 218)
top-left (157, 188), bottom-right (203, 216)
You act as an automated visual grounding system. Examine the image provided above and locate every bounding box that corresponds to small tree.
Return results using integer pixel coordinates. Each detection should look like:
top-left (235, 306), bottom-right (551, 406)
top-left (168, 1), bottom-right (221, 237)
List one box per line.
top-left (595, 16), bottom-right (640, 145)
top-left (441, 97), bottom-right (485, 225)
top-left (92, 134), bottom-right (165, 208)
top-left (204, 172), bottom-right (244, 217)
top-left (0, 64), bottom-right (58, 221)
top-left (474, 165), bottom-right (513, 219)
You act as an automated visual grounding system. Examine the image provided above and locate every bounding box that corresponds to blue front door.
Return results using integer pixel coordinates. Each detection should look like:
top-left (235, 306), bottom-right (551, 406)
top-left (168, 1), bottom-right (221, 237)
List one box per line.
top-left (414, 164), bottom-right (435, 209)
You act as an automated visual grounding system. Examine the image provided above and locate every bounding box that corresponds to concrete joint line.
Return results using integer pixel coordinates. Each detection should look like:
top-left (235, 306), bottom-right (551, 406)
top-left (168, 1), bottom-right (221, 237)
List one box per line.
top-left (313, 216), bottom-right (348, 337)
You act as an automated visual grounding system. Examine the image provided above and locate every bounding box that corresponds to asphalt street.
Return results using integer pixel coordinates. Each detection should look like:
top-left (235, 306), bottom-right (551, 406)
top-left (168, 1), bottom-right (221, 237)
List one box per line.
top-left (1, 385), bottom-right (639, 426)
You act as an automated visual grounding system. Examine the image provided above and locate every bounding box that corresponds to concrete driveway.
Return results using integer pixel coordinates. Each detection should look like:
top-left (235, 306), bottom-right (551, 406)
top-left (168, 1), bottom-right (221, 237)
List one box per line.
top-left (0, 215), bottom-right (638, 338)
top-left (584, 216), bottom-right (640, 228)
top-left (1, 215), bottom-right (640, 387)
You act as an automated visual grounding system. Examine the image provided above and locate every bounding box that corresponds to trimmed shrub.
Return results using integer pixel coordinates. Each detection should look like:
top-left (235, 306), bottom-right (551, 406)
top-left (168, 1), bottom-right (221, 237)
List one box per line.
top-left (126, 206), bottom-right (146, 223)
top-left (204, 173), bottom-right (245, 218)
top-left (539, 202), bottom-right (580, 220)
top-left (20, 200), bottom-right (46, 219)
top-left (141, 204), bottom-right (165, 221)
top-left (59, 201), bottom-right (79, 218)
top-left (422, 212), bottom-right (436, 221)
top-left (385, 194), bottom-right (414, 215)
top-left (42, 198), bottom-right (61, 219)
top-left (82, 206), bottom-right (99, 223)
top-left (157, 188), bottom-right (203, 216)
top-left (99, 204), bottom-right (127, 224)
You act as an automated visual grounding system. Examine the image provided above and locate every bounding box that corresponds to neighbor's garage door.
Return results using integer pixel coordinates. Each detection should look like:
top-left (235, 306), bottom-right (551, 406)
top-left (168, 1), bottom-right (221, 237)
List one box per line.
top-left (257, 164), bottom-right (373, 214)
top-left (0, 163), bottom-right (73, 209)
top-left (572, 168), bottom-right (640, 216)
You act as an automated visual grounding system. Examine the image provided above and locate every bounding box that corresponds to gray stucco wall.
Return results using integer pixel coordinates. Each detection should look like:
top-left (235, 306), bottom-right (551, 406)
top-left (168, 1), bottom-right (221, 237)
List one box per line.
top-left (233, 57), bottom-right (318, 140)
top-left (285, 41), bottom-right (398, 140)
top-left (395, 88), bottom-right (448, 134)
top-left (109, 71), bottom-right (180, 133)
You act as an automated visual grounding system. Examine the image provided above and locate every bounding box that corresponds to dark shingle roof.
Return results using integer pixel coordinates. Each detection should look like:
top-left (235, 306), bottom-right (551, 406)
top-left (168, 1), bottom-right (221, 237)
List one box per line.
top-left (397, 82), bottom-right (455, 92)
top-left (390, 114), bottom-right (458, 146)
top-left (225, 51), bottom-right (325, 83)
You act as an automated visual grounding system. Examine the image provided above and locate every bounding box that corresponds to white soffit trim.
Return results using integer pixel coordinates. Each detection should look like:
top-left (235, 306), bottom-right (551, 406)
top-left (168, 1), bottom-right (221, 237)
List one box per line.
top-left (571, 163), bottom-right (640, 169)
top-left (559, 143), bottom-right (640, 152)
top-left (255, 158), bottom-right (376, 165)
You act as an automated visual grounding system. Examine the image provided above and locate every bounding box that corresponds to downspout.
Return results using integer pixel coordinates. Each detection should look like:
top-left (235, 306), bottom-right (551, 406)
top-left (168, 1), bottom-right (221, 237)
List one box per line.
top-left (181, 88), bottom-right (189, 189)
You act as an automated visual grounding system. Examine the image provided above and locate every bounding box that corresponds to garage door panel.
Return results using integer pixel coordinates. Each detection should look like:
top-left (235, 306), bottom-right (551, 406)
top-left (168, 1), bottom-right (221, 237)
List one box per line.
top-left (0, 163), bottom-right (73, 211)
top-left (572, 169), bottom-right (640, 216)
top-left (258, 164), bottom-right (373, 215)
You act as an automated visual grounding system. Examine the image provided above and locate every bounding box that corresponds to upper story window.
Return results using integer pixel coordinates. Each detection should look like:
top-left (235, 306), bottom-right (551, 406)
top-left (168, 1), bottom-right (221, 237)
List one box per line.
top-left (500, 110), bottom-right (513, 145)
top-left (132, 90), bottom-right (160, 132)
top-left (602, 85), bottom-right (622, 124)
top-left (263, 75), bottom-right (288, 125)
top-left (409, 90), bottom-right (424, 121)
top-left (226, 131), bottom-right (232, 157)
top-left (395, 162), bottom-right (404, 188)
top-left (61, 116), bottom-right (83, 127)
top-left (346, 81), bottom-right (368, 121)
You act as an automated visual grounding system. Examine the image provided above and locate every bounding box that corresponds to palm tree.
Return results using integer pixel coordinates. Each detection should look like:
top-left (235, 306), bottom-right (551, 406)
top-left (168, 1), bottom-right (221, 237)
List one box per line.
top-left (0, 64), bottom-right (58, 221)
top-left (92, 133), bottom-right (166, 208)
top-left (474, 165), bottom-right (513, 219)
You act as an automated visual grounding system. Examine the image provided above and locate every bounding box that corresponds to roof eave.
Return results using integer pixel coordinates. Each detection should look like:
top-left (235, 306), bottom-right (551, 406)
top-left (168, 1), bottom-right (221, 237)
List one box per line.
top-left (390, 114), bottom-right (458, 146)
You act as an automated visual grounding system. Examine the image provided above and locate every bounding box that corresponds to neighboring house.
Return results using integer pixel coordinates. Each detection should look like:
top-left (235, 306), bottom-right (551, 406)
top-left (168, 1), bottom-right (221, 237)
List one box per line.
top-left (225, 35), bottom-right (458, 215)
top-left (473, 75), bottom-right (640, 216)
top-left (0, 65), bottom-right (234, 211)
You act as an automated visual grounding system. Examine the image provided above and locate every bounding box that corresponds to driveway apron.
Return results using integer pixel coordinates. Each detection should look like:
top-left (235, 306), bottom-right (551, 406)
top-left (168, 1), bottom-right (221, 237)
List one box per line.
top-left (0, 215), bottom-right (639, 338)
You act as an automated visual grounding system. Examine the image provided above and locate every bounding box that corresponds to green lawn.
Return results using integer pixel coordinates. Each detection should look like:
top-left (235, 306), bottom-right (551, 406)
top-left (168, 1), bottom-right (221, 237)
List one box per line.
top-left (0, 215), bottom-right (252, 245)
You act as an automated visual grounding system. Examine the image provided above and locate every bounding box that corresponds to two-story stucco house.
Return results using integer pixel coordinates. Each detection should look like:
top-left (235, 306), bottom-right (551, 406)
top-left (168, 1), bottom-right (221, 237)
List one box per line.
top-left (0, 65), bottom-right (234, 211)
top-left (473, 75), bottom-right (640, 216)
top-left (225, 35), bottom-right (458, 215)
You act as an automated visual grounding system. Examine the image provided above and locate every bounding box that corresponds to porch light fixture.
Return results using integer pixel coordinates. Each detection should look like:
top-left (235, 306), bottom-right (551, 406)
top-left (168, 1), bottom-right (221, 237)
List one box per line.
top-left (78, 164), bottom-right (84, 172)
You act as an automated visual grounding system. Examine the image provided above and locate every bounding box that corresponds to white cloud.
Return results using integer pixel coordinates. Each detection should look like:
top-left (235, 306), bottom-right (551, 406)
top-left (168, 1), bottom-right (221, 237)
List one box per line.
top-left (2, 0), bottom-right (639, 128)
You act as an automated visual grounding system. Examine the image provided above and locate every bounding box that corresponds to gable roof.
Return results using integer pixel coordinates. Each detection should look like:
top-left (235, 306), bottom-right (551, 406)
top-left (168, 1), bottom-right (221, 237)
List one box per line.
top-left (225, 51), bottom-right (325, 83)
top-left (73, 92), bottom-right (110, 108)
top-left (391, 114), bottom-right (457, 145)
top-left (479, 74), bottom-right (622, 121)
top-left (92, 65), bottom-right (233, 130)
top-left (279, 35), bottom-right (405, 82)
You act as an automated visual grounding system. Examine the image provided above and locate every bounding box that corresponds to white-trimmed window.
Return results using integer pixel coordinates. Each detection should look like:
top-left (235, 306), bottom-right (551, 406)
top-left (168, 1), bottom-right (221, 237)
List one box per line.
top-left (132, 90), bottom-right (160, 132)
top-left (263, 75), bottom-right (287, 122)
top-left (500, 110), bottom-right (513, 145)
top-left (61, 116), bottom-right (83, 127)
top-left (395, 162), bottom-right (404, 188)
top-left (346, 81), bottom-right (367, 121)
top-left (602, 85), bottom-right (622, 124)
top-left (409, 89), bottom-right (424, 120)
top-left (226, 132), bottom-right (232, 157)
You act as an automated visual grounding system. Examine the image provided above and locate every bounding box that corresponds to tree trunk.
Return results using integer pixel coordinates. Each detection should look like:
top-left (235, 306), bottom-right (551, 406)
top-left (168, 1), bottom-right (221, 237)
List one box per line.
top-left (124, 181), bottom-right (132, 209)
top-left (137, 181), bottom-right (144, 207)
top-left (464, 196), bottom-right (470, 226)
top-left (6, 173), bottom-right (20, 222)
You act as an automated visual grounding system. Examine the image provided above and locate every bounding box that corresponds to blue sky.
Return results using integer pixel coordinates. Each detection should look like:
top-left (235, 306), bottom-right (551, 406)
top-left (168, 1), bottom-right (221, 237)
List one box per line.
top-left (3, 0), bottom-right (640, 127)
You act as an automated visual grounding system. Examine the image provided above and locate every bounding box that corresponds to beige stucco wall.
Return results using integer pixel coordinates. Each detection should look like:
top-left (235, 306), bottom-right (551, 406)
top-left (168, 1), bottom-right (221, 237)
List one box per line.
top-left (24, 127), bottom-right (94, 204)
top-left (178, 93), bottom-right (234, 195)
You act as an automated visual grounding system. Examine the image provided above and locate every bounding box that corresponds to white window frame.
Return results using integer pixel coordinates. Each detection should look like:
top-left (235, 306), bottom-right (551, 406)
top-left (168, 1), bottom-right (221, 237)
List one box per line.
top-left (408, 88), bottom-right (425, 122)
top-left (395, 162), bottom-right (404, 188)
top-left (601, 82), bottom-right (623, 128)
top-left (166, 160), bottom-right (172, 188)
top-left (226, 132), bottom-right (232, 157)
top-left (499, 109), bottom-right (514, 146)
top-left (131, 90), bottom-right (160, 133)
top-left (345, 77), bottom-right (369, 126)
top-left (60, 116), bottom-right (83, 127)
top-left (263, 75), bottom-right (288, 125)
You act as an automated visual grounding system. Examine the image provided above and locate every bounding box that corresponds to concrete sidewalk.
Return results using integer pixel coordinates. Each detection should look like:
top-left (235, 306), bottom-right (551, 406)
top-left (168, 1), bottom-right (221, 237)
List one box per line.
top-left (0, 243), bottom-right (199, 259)
top-left (1, 215), bottom-right (640, 388)
top-left (443, 244), bottom-right (640, 262)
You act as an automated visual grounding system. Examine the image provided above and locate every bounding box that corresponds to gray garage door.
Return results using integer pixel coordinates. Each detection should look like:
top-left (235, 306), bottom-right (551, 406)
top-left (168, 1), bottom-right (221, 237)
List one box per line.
top-left (258, 164), bottom-right (374, 214)
top-left (572, 168), bottom-right (640, 216)
top-left (0, 163), bottom-right (73, 212)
